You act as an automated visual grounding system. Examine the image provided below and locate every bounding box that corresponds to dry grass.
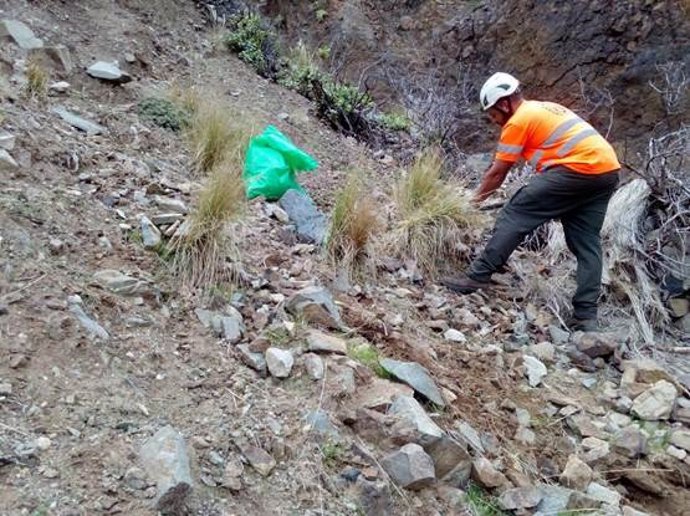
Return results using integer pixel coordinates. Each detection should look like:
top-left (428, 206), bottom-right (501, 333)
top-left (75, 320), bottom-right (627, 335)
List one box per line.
top-left (186, 96), bottom-right (251, 174)
top-left (168, 82), bottom-right (201, 115)
top-left (25, 59), bottom-right (48, 99)
top-left (326, 172), bottom-right (380, 277)
top-left (385, 148), bottom-right (486, 276)
top-left (170, 159), bottom-right (247, 291)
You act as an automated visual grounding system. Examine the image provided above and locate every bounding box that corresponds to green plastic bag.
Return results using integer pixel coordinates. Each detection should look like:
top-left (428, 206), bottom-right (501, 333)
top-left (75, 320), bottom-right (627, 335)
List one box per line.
top-left (243, 125), bottom-right (318, 201)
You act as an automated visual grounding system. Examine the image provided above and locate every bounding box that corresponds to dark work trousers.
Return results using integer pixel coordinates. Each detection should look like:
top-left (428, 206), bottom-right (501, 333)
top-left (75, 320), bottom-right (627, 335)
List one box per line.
top-left (469, 166), bottom-right (619, 320)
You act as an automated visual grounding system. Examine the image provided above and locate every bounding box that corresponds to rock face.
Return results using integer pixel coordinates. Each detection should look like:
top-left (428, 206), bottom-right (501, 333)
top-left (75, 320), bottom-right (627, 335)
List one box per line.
top-left (139, 426), bottom-right (192, 512)
top-left (379, 358), bottom-right (445, 407)
top-left (631, 380), bottom-right (677, 420)
top-left (1, 19), bottom-right (44, 49)
top-left (380, 443), bottom-right (435, 490)
top-left (278, 189), bottom-right (327, 244)
top-left (285, 286), bottom-right (341, 328)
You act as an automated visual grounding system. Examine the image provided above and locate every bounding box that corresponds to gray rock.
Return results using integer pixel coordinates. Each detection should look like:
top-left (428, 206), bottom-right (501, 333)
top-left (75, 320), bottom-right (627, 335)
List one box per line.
top-left (0, 382), bottom-right (12, 395)
top-left (265, 347), bottom-right (294, 378)
top-left (515, 426), bottom-right (536, 445)
top-left (536, 485), bottom-right (574, 515)
top-left (528, 342), bottom-right (555, 363)
top-left (622, 507), bottom-right (650, 516)
top-left (68, 299), bottom-right (109, 340)
top-left (93, 270), bottom-right (151, 296)
top-left (49, 81), bottom-right (70, 93)
top-left (499, 486), bottom-right (543, 511)
top-left (471, 457), bottom-right (509, 488)
top-left (355, 476), bottom-right (392, 516)
top-left (613, 427), bottom-right (647, 459)
top-left (523, 355), bottom-right (547, 387)
top-left (567, 348), bottom-right (597, 372)
top-left (87, 61), bottom-right (132, 83)
top-left (666, 445), bottom-right (687, 460)
top-left (151, 213), bottom-right (184, 226)
top-left (388, 395), bottom-right (443, 446)
top-left (303, 353), bottom-right (324, 380)
top-left (278, 189), bottom-right (327, 244)
top-left (153, 195), bottom-right (188, 214)
top-left (631, 380), bottom-right (677, 420)
top-left (306, 329), bottom-right (347, 354)
top-left (139, 426), bottom-right (192, 512)
top-left (140, 216), bottom-right (161, 249)
top-left (443, 329), bottom-right (466, 343)
top-left (220, 313), bottom-right (244, 344)
top-left (236, 344), bottom-right (267, 376)
top-left (0, 132), bottom-right (15, 151)
top-left (582, 437), bottom-right (609, 464)
top-left (0, 19), bottom-right (43, 49)
top-left (573, 332), bottom-right (618, 358)
top-left (455, 421), bottom-right (485, 453)
top-left (425, 435), bottom-right (471, 482)
top-left (352, 378), bottom-right (414, 411)
top-left (379, 358), bottom-right (445, 407)
top-left (238, 444), bottom-right (275, 476)
top-left (304, 409), bottom-right (340, 439)
top-left (285, 286), bottom-right (341, 328)
top-left (586, 482), bottom-right (621, 506)
top-left (39, 45), bottom-right (73, 73)
top-left (124, 466), bottom-right (149, 490)
top-left (560, 454), bottom-right (593, 490)
top-left (380, 443), bottom-right (435, 490)
top-left (0, 149), bottom-right (18, 169)
top-left (670, 429), bottom-right (690, 452)
top-left (52, 106), bottom-right (105, 135)
top-left (549, 324), bottom-right (570, 345)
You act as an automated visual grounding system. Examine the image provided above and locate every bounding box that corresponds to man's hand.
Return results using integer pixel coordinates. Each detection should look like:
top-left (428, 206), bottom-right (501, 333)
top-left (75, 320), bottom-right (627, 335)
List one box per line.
top-left (473, 159), bottom-right (514, 205)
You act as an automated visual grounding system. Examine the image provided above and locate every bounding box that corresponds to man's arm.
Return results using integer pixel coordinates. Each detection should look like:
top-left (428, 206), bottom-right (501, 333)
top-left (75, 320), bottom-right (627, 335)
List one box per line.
top-left (473, 159), bottom-right (514, 203)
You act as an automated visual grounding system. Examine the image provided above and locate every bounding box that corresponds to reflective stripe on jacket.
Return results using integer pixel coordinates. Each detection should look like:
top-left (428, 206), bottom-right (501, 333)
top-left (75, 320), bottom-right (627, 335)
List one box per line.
top-left (494, 100), bottom-right (620, 174)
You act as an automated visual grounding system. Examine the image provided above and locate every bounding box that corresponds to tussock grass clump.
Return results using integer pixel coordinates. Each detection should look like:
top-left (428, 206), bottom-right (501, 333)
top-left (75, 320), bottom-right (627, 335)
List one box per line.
top-left (326, 173), bottom-right (380, 275)
top-left (170, 161), bottom-right (247, 291)
top-left (386, 148), bottom-right (486, 276)
top-left (186, 100), bottom-right (252, 175)
top-left (25, 59), bottom-right (48, 99)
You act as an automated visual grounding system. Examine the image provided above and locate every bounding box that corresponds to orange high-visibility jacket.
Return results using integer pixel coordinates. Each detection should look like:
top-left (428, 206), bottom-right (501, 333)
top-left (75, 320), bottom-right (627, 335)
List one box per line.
top-left (494, 100), bottom-right (620, 174)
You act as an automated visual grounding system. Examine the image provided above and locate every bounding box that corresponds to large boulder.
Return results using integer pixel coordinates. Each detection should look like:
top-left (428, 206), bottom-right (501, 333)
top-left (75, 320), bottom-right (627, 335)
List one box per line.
top-left (380, 443), bottom-right (435, 490)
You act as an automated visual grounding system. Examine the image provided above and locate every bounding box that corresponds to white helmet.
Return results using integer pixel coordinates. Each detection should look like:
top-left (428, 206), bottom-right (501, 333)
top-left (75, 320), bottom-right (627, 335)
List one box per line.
top-left (479, 72), bottom-right (520, 111)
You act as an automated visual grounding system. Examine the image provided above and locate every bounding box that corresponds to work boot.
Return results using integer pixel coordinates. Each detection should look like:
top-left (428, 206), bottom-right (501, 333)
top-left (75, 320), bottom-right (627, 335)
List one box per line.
top-left (440, 275), bottom-right (490, 294)
top-left (568, 318), bottom-right (600, 332)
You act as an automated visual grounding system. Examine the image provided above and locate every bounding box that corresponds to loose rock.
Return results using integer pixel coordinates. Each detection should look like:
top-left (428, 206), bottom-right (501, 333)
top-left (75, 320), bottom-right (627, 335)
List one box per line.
top-left (303, 353), bottom-right (324, 380)
top-left (379, 358), bottom-right (445, 406)
top-left (285, 286), bottom-right (341, 329)
top-left (380, 443), bottom-right (435, 490)
top-left (586, 482), bottom-right (621, 506)
top-left (612, 426), bottom-right (648, 458)
top-left (53, 106), bottom-right (105, 135)
top-left (139, 426), bottom-right (192, 512)
top-left (265, 347), bottom-right (294, 378)
top-left (236, 344), bottom-right (267, 376)
top-left (631, 380), bottom-right (677, 420)
top-left (523, 355), bottom-right (548, 387)
top-left (388, 395), bottom-right (443, 446)
top-left (140, 215), bottom-right (162, 249)
top-left (351, 379), bottom-right (414, 411)
top-left (93, 270), bottom-right (151, 296)
top-left (471, 457), bottom-right (509, 488)
top-left (0, 132), bottom-right (15, 151)
top-left (306, 329), bottom-right (347, 354)
top-left (278, 189), bottom-right (327, 244)
top-left (425, 436), bottom-right (472, 481)
top-left (670, 429), bottom-right (690, 452)
top-left (443, 329), bottom-right (466, 343)
top-left (238, 444), bottom-right (276, 476)
top-left (0, 149), bottom-right (18, 169)
top-left (573, 332), bottom-right (618, 358)
top-left (87, 61), bottom-right (132, 83)
top-left (499, 486), bottom-right (543, 511)
top-left (1, 19), bottom-right (44, 49)
top-left (560, 454), bottom-right (592, 491)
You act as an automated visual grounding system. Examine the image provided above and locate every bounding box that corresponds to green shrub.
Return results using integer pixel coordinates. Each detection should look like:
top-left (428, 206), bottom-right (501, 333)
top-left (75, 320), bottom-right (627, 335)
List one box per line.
top-left (378, 111), bottom-right (411, 132)
top-left (314, 79), bottom-right (374, 136)
top-left (224, 13), bottom-right (278, 77)
top-left (277, 41), bottom-right (322, 97)
top-left (138, 97), bottom-right (191, 132)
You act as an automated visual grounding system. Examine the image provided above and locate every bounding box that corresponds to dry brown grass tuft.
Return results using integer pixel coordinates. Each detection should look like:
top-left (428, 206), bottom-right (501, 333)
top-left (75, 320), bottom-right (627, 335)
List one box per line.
top-left (186, 97), bottom-right (251, 174)
top-left (385, 148), bottom-right (486, 276)
top-left (170, 159), bottom-right (247, 291)
top-left (326, 172), bottom-right (381, 276)
top-left (25, 58), bottom-right (48, 99)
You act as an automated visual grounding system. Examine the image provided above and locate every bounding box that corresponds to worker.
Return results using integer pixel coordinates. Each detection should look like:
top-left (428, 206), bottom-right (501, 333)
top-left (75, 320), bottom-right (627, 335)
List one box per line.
top-left (442, 72), bottom-right (620, 332)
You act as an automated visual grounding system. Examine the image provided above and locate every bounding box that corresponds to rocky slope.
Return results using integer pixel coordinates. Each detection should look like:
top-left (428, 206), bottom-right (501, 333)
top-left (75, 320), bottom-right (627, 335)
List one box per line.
top-left (1, 1), bottom-right (690, 516)
top-left (256, 0), bottom-right (690, 150)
